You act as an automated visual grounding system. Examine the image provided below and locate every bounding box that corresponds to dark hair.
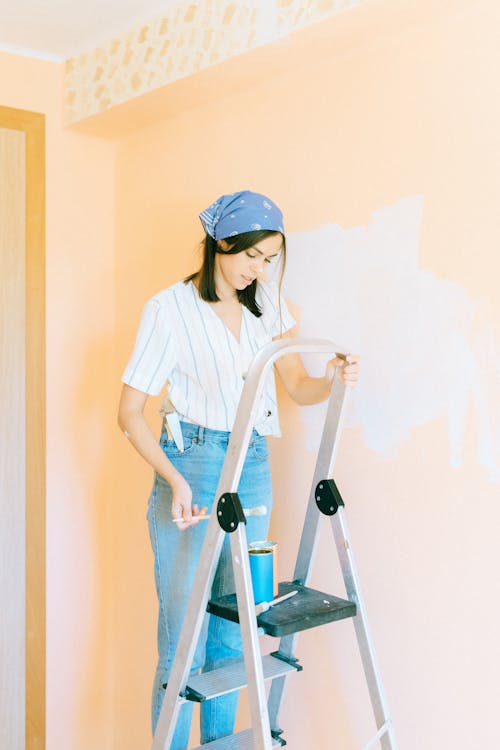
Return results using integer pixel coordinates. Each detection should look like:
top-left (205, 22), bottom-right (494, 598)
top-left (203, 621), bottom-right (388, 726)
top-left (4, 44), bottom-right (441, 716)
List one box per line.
top-left (185, 230), bottom-right (286, 318)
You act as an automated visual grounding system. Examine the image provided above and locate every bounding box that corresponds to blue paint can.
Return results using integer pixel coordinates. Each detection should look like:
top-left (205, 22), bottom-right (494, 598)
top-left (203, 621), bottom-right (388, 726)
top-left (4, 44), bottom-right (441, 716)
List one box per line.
top-left (248, 541), bottom-right (277, 604)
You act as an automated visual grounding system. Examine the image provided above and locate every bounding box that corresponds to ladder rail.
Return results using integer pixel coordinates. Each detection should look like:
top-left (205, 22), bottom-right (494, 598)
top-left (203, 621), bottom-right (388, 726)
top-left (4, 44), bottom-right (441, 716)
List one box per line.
top-left (152, 338), bottom-right (347, 750)
top-left (267, 368), bottom-right (399, 749)
top-left (267, 368), bottom-right (349, 730)
top-left (294, 369), bottom-right (349, 584)
top-left (224, 338), bottom-right (348, 488)
top-left (152, 515), bottom-right (227, 750)
top-left (229, 525), bottom-right (272, 749)
top-left (269, 516), bottom-right (399, 750)
top-left (332, 507), bottom-right (399, 750)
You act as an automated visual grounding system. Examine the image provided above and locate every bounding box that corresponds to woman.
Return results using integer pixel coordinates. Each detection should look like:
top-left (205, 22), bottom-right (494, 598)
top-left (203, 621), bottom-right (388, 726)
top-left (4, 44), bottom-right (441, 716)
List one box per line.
top-left (118, 190), bottom-right (359, 748)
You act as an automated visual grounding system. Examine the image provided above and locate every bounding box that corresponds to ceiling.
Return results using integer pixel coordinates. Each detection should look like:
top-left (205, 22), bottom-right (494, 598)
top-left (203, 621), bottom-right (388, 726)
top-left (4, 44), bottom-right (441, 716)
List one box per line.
top-left (0, 0), bottom-right (179, 61)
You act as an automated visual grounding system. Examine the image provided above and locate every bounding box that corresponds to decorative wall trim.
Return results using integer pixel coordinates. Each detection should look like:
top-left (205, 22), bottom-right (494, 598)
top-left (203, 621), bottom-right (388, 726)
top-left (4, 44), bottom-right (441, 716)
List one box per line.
top-left (64, 0), bottom-right (369, 124)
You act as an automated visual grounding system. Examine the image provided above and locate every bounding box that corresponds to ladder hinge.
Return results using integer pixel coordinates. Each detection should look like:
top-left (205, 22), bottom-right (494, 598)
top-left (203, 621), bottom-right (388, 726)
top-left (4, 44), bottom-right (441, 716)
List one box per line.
top-left (315, 478), bottom-right (344, 516)
top-left (217, 492), bottom-right (246, 533)
top-left (270, 650), bottom-right (303, 672)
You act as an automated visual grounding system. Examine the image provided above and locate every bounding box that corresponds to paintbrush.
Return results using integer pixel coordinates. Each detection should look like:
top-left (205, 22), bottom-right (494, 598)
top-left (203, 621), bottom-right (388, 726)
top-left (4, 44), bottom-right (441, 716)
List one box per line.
top-left (255, 589), bottom-right (298, 615)
top-left (173, 504), bottom-right (267, 523)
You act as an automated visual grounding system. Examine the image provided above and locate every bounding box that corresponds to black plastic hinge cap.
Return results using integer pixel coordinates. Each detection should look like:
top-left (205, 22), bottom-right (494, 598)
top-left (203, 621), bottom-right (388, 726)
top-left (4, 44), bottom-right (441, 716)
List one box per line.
top-left (315, 478), bottom-right (345, 516)
top-left (217, 492), bottom-right (246, 533)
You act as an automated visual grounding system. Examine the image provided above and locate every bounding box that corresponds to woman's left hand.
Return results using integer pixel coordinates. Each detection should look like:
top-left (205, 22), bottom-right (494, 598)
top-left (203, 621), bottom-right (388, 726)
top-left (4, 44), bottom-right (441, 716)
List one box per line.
top-left (325, 354), bottom-right (360, 387)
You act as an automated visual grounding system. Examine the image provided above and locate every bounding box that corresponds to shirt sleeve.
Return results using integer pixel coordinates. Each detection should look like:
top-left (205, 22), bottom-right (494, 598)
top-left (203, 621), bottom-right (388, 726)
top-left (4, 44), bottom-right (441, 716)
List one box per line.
top-left (121, 297), bottom-right (177, 395)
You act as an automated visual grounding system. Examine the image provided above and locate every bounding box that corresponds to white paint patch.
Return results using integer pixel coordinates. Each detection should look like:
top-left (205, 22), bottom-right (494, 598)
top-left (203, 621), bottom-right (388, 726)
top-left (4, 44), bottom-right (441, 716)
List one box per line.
top-left (283, 196), bottom-right (500, 482)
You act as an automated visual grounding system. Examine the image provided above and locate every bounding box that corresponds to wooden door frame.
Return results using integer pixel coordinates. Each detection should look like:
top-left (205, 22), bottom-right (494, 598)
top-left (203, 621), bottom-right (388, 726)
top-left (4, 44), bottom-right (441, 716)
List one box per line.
top-left (0, 105), bottom-right (46, 750)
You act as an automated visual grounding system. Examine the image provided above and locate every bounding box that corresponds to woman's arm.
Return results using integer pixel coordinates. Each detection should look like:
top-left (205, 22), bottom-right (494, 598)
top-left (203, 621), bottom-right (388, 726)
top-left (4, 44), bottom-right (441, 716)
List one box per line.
top-left (118, 384), bottom-right (206, 529)
top-left (273, 329), bottom-right (360, 406)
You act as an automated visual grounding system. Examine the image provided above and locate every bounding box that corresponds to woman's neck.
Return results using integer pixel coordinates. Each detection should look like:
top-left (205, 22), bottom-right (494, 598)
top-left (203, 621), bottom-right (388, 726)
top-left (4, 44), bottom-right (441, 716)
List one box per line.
top-left (216, 287), bottom-right (239, 303)
top-left (192, 273), bottom-right (239, 304)
top-left (213, 270), bottom-right (239, 303)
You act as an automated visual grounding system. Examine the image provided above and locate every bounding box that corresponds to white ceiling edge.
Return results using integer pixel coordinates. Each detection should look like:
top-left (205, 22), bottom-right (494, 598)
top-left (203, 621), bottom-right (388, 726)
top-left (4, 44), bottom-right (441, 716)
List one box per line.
top-left (0, 0), bottom-right (181, 61)
top-left (0, 41), bottom-right (65, 63)
top-left (0, 1), bottom-right (371, 66)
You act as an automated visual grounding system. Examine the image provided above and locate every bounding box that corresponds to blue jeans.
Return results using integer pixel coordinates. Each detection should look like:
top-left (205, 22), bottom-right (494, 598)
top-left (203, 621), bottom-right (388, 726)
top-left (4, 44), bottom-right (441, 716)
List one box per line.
top-left (147, 422), bottom-right (273, 748)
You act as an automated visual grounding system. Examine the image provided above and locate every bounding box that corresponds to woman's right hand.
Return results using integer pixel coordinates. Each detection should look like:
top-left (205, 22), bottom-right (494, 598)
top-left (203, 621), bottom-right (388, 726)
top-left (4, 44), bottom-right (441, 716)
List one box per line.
top-left (170, 474), bottom-right (208, 531)
top-left (118, 385), bottom-right (208, 529)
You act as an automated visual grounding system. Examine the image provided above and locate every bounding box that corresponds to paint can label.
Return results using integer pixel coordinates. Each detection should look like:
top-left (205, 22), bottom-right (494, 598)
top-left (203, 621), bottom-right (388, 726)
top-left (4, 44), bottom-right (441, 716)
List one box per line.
top-left (248, 541), bottom-right (278, 603)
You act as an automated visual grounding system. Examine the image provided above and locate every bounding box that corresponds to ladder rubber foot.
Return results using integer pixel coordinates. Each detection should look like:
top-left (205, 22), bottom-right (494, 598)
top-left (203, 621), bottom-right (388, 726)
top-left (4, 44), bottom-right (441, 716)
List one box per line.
top-left (271, 727), bottom-right (287, 746)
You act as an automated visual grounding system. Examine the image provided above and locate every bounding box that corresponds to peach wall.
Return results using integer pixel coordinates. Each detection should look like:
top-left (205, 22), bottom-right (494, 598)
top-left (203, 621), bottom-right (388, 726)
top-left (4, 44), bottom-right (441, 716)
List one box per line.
top-left (2, 0), bottom-right (500, 748)
top-left (111, 1), bottom-right (500, 749)
top-left (0, 53), bottom-right (116, 750)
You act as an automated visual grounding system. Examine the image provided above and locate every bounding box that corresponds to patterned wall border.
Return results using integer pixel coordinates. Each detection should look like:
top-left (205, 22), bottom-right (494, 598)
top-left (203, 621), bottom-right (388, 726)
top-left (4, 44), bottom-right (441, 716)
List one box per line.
top-left (64, 0), bottom-right (369, 124)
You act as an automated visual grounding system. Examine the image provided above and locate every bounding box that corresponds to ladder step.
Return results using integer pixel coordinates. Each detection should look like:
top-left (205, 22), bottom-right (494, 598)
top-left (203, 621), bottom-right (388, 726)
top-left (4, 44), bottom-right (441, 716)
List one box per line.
top-left (192, 728), bottom-right (282, 749)
top-left (208, 581), bottom-right (356, 637)
top-left (183, 653), bottom-right (299, 702)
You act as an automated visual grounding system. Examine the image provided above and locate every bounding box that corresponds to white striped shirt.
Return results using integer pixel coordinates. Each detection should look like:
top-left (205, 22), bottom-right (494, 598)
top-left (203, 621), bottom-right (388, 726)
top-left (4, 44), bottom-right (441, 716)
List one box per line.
top-left (121, 279), bottom-right (296, 436)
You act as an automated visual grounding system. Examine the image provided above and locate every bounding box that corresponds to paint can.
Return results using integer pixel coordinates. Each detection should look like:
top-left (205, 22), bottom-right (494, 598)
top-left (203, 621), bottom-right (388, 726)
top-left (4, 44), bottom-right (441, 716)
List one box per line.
top-left (248, 541), bottom-right (278, 604)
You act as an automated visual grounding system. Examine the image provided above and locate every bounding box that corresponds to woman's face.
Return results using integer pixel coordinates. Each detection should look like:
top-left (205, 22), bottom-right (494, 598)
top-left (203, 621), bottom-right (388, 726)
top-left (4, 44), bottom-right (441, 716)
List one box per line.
top-left (215, 234), bottom-right (283, 295)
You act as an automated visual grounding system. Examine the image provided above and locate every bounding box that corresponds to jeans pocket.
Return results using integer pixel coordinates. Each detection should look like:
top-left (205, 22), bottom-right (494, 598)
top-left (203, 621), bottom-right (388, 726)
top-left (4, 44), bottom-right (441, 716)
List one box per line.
top-left (250, 437), bottom-right (269, 462)
top-left (160, 436), bottom-right (197, 457)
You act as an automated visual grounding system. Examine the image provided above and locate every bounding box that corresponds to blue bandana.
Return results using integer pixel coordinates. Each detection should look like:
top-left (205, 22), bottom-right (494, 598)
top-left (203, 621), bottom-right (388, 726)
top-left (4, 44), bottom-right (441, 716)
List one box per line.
top-left (199, 190), bottom-right (285, 240)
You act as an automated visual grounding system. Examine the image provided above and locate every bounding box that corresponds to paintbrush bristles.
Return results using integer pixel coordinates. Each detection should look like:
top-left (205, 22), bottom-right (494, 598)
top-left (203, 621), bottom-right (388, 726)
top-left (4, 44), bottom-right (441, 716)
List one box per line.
top-left (244, 505), bottom-right (267, 517)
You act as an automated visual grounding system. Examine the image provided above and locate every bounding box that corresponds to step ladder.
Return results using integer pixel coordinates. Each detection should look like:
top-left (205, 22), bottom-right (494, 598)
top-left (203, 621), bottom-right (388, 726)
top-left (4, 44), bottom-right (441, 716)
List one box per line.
top-left (152, 338), bottom-right (398, 750)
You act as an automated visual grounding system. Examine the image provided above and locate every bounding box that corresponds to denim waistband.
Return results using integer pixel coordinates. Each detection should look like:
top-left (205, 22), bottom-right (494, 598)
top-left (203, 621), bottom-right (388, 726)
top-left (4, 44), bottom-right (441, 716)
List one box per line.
top-left (162, 420), bottom-right (262, 446)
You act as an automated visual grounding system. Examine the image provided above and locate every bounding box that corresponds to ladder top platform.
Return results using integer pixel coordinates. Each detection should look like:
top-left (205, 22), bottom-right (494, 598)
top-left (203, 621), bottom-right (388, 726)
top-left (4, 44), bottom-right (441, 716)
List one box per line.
top-left (207, 581), bottom-right (356, 638)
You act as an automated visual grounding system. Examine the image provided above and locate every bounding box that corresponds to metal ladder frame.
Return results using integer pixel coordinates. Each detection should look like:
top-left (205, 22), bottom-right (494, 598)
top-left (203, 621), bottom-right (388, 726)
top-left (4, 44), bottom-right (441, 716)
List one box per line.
top-left (152, 338), bottom-right (398, 750)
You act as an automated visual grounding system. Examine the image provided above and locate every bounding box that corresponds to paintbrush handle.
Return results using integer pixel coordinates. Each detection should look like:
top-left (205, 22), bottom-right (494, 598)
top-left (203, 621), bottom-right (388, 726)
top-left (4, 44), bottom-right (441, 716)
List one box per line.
top-left (255, 590), bottom-right (298, 615)
top-left (172, 515), bottom-right (210, 523)
top-left (172, 505), bottom-right (267, 523)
